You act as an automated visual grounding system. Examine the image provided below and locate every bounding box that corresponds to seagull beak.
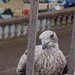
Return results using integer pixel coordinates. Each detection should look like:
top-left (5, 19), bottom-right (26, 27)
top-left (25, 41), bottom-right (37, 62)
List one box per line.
top-left (42, 42), bottom-right (49, 50)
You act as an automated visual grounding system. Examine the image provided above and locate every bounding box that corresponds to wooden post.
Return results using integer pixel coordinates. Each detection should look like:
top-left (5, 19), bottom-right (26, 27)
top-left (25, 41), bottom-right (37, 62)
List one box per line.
top-left (68, 12), bottom-right (75, 75)
top-left (26, 0), bottom-right (39, 75)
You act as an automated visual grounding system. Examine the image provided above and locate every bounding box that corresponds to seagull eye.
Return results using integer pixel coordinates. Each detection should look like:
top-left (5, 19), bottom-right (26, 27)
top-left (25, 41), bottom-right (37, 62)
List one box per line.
top-left (50, 34), bottom-right (54, 39)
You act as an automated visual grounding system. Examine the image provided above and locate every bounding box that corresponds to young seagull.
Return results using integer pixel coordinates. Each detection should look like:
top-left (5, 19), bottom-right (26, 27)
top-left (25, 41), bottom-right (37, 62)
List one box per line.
top-left (16, 30), bottom-right (67, 75)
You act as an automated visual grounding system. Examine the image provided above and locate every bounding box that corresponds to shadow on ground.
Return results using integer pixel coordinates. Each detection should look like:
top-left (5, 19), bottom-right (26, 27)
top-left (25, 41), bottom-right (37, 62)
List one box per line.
top-left (0, 32), bottom-right (72, 75)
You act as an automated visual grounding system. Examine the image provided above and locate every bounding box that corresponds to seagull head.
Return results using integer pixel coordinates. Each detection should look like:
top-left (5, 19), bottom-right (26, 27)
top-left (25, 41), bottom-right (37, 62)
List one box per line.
top-left (39, 30), bottom-right (58, 50)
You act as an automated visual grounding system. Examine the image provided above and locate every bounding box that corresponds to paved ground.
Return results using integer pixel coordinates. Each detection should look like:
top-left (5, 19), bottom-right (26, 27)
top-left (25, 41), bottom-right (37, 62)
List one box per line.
top-left (0, 32), bottom-right (72, 75)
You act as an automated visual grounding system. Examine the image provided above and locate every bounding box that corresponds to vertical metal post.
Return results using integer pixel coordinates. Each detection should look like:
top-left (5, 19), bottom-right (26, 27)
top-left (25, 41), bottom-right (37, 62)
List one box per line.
top-left (68, 12), bottom-right (75, 75)
top-left (26, 0), bottom-right (39, 75)
top-left (47, 3), bottom-right (50, 11)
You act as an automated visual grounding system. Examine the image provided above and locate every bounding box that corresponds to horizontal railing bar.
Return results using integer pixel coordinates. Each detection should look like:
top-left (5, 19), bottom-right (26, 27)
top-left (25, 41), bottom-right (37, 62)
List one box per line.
top-left (0, 7), bottom-right (75, 26)
top-left (38, 7), bottom-right (75, 19)
top-left (0, 16), bottom-right (29, 26)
